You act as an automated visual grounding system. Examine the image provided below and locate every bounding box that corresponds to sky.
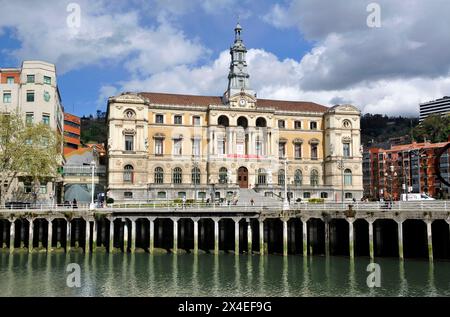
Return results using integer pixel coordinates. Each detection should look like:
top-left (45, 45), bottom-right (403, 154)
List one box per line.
top-left (1, 0), bottom-right (450, 117)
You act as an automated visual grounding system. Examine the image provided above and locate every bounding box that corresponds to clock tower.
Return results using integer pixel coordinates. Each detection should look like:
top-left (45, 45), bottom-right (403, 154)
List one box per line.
top-left (224, 22), bottom-right (255, 102)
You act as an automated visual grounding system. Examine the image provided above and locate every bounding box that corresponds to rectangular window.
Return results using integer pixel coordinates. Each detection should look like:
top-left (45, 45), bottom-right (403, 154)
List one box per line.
top-left (294, 121), bottom-right (302, 129)
top-left (24, 183), bottom-right (32, 194)
top-left (6, 77), bottom-right (14, 84)
top-left (295, 143), bottom-right (302, 159)
top-left (174, 115), bottom-right (182, 125)
top-left (125, 135), bottom-right (134, 151)
top-left (192, 139), bottom-right (200, 157)
top-left (3, 92), bottom-right (11, 103)
top-left (343, 143), bottom-right (351, 158)
top-left (124, 192), bottom-right (133, 199)
top-left (310, 121), bottom-right (318, 130)
top-left (311, 144), bottom-right (318, 160)
top-left (193, 116), bottom-right (201, 126)
top-left (155, 114), bottom-right (164, 124)
top-left (218, 139), bottom-right (225, 155)
top-left (27, 75), bottom-right (35, 83)
top-left (42, 114), bottom-right (50, 125)
top-left (278, 120), bottom-right (285, 129)
top-left (157, 191), bottom-right (166, 199)
top-left (44, 76), bottom-right (51, 85)
top-left (40, 185), bottom-right (47, 194)
top-left (303, 192), bottom-right (311, 199)
top-left (173, 139), bottom-right (182, 156)
top-left (256, 140), bottom-right (263, 156)
top-left (26, 91), bottom-right (35, 102)
top-left (26, 113), bottom-right (34, 125)
top-left (279, 142), bottom-right (286, 158)
top-left (155, 139), bottom-right (164, 155)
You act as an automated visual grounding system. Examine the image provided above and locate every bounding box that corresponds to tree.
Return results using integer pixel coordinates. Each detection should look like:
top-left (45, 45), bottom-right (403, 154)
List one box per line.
top-left (414, 114), bottom-right (450, 143)
top-left (0, 111), bottom-right (62, 205)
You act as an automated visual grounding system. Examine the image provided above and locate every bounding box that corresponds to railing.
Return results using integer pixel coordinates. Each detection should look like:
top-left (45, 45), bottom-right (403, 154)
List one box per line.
top-left (0, 203), bottom-right (91, 212)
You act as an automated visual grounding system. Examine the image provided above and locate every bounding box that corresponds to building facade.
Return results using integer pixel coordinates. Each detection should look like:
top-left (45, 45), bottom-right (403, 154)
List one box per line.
top-left (64, 113), bottom-right (81, 155)
top-left (0, 60), bottom-right (64, 203)
top-left (106, 25), bottom-right (363, 203)
top-left (364, 140), bottom-right (450, 200)
top-left (420, 96), bottom-right (450, 122)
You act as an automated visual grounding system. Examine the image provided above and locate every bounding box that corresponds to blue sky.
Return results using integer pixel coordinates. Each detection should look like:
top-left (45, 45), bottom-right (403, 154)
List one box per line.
top-left (1, 0), bottom-right (450, 117)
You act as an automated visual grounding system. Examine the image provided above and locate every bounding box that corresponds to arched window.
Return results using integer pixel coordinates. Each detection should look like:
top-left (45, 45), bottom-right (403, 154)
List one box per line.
top-left (219, 167), bottom-right (228, 184)
top-left (294, 170), bottom-right (302, 186)
top-left (344, 169), bottom-right (352, 186)
top-left (256, 117), bottom-right (267, 128)
top-left (258, 168), bottom-right (267, 185)
top-left (310, 169), bottom-right (319, 186)
top-left (191, 167), bottom-right (200, 185)
top-left (123, 165), bottom-right (134, 183)
top-left (173, 167), bottom-right (182, 184)
top-left (124, 109), bottom-right (136, 119)
top-left (237, 116), bottom-right (248, 129)
top-left (278, 169), bottom-right (285, 186)
top-left (154, 167), bottom-right (164, 184)
top-left (218, 115), bottom-right (229, 127)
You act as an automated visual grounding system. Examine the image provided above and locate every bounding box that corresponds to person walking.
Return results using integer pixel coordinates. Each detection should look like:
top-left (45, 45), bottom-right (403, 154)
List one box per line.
top-left (250, 198), bottom-right (255, 206)
top-left (72, 198), bottom-right (78, 209)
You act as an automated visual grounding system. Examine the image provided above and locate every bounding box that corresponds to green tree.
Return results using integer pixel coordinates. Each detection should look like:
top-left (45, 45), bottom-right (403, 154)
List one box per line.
top-left (0, 111), bottom-right (62, 205)
top-left (414, 114), bottom-right (450, 143)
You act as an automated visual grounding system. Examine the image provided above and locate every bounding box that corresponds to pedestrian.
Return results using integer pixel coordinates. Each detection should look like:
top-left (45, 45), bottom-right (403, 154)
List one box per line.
top-left (250, 198), bottom-right (255, 206)
top-left (72, 198), bottom-right (78, 209)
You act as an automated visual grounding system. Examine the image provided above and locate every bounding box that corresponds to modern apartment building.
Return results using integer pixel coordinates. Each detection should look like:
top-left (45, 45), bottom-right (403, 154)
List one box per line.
top-left (64, 112), bottom-right (81, 155)
top-left (419, 96), bottom-right (450, 122)
top-left (0, 60), bottom-right (64, 203)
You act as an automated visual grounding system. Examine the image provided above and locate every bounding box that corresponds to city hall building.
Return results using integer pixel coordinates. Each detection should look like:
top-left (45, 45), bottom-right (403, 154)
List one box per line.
top-left (106, 24), bottom-right (363, 203)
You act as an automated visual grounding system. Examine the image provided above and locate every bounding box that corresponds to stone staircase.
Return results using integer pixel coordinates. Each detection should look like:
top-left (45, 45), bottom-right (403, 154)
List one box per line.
top-left (236, 188), bottom-right (282, 207)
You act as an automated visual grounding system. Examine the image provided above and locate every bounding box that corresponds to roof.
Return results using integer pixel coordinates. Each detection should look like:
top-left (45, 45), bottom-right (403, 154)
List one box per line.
top-left (138, 92), bottom-right (328, 113)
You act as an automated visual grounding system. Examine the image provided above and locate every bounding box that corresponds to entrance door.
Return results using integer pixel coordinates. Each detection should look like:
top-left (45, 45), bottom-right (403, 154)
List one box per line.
top-left (237, 167), bottom-right (249, 188)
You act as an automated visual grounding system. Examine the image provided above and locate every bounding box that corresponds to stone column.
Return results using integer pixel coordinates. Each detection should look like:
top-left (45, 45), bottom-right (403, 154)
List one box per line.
top-left (130, 219), bottom-right (136, 253)
top-left (47, 220), bottom-right (53, 252)
top-left (397, 220), bottom-right (404, 260)
top-left (324, 220), bottom-right (330, 257)
top-left (259, 219), bottom-right (264, 255)
top-left (302, 218), bottom-right (308, 257)
top-left (66, 220), bottom-right (71, 253)
top-left (348, 219), bottom-right (355, 259)
top-left (9, 220), bottom-right (15, 253)
top-left (247, 219), bottom-right (252, 254)
top-left (283, 219), bottom-right (288, 257)
top-left (109, 219), bottom-right (114, 253)
top-left (123, 220), bottom-right (128, 253)
top-left (172, 218), bottom-right (178, 254)
top-left (85, 220), bottom-right (90, 254)
top-left (214, 218), bottom-right (219, 255)
top-left (28, 219), bottom-right (34, 253)
top-left (149, 218), bottom-right (155, 254)
top-left (368, 220), bottom-right (374, 260)
top-left (234, 219), bottom-right (240, 255)
top-left (426, 220), bottom-right (433, 261)
top-left (193, 219), bottom-right (199, 255)
top-left (92, 220), bottom-right (97, 252)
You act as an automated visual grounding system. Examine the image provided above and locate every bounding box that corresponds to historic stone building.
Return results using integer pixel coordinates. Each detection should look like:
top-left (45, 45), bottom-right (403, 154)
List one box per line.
top-left (106, 24), bottom-right (363, 203)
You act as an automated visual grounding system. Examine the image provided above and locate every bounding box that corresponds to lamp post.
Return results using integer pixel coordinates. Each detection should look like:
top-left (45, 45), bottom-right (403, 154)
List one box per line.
top-left (337, 158), bottom-right (344, 203)
top-left (283, 158), bottom-right (289, 211)
top-left (384, 165), bottom-right (397, 204)
top-left (193, 161), bottom-right (199, 203)
top-left (90, 160), bottom-right (96, 210)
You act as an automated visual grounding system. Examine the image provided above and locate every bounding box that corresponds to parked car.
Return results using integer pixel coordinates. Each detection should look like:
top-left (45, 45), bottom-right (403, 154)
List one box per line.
top-left (400, 193), bottom-right (435, 201)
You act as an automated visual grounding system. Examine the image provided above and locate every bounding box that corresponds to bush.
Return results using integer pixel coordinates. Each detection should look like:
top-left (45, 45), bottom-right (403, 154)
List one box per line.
top-left (106, 197), bottom-right (114, 204)
top-left (308, 198), bottom-right (324, 204)
top-left (174, 199), bottom-right (182, 204)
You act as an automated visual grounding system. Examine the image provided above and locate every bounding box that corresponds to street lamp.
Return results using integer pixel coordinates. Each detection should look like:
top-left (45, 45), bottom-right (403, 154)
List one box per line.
top-left (90, 160), bottom-right (96, 210)
top-left (193, 161), bottom-right (199, 203)
top-left (283, 158), bottom-right (290, 211)
top-left (337, 158), bottom-right (344, 203)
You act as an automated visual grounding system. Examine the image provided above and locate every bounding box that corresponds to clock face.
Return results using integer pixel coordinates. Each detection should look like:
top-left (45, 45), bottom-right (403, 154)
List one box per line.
top-left (239, 99), bottom-right (246, 106)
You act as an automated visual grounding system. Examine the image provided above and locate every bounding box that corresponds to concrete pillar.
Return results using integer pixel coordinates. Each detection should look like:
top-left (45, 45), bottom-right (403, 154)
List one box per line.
top-left (9, 220), bottom-right (15, 253)
top-left (397, 221), bottom-right (404, 260)
top-left (131, 219), bottom-right (136, 253)
top-left (324, 220), bottom-right (330, 256)
top-left (302, 219), bottom-right (308, 257)
top-left (214, 219), bottom-right (219, 255)
top-left (123, 220), bottom-right (128, 253)
top-left (283, 219), bottom-right (288, 257)
top-left (193, 219), bottom-right (199, 255)
top-left (259, 219), bottom-right (264, 255)
top-left (149, 218), bottom-right (154, 254)
top-left (47, 220), bottom-right (53, 252)
top-left (92, 220), bottom-right (97, 252)
top-left (426, 220), bottom-right (433, 261)
top-left (109, 219), bottom-right (114, 253)
top-left (28, 219), bottom-right (34, 253)
top-left (234, 219), bottom-right (240, 255)
top-left (66, 221), bottom-right (71, 252)
top-left (348, 219), bottom-right (354, 259)
top-left (85, 220), bottom-right (90, 253)
top-left (368, 221), bottom-right (374, 260)
top-left (173, 218), bottom-right (178, 254)
top-left (247, 219), bottom-right (252, 254)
